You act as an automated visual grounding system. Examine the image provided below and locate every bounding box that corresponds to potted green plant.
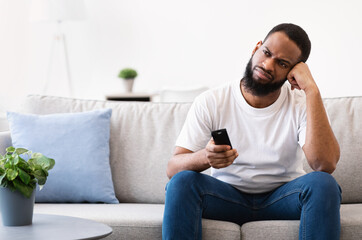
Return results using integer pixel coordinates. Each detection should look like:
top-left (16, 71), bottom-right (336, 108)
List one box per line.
top-left (0, 147), bottom-right (55, 226)
top-left (118, 68), bottom-right (138, 92)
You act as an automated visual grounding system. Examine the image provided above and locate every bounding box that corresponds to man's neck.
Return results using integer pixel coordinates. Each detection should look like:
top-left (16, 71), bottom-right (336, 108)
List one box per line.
top-left (240, 80), bottom-right (282, 108)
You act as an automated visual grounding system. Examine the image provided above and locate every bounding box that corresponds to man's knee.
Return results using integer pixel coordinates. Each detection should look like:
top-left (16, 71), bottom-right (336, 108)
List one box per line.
top-left (166, 170), bottom-right (201, 194)
top-left (305, 171), bottom-right (339, 188)
top-left (303, 171), bottom-right (341, 201)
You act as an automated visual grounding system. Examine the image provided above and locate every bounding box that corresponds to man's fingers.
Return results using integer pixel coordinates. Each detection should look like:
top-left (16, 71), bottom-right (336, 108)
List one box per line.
top-left (206, 149), bottom-right (236, 159)
top-left (206, 144), bottom-right (231, 153)
top-left (207, 137), bottom-right (232, 152)
top-left (288, 77), bottom-right (301, 91)
top-left (207, 150), bottom-right (239, 169)
top-left (209, 157), bottom-right (235, 169)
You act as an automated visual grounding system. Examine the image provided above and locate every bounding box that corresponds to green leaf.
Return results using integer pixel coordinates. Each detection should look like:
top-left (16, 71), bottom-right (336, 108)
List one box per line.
top-left (6, 169), bottom-right (18, 181)
top-left (33, 169), bottom-right (47, 185)
top-left (1, 180), bottom-right (15, 191)
top-left (43, 169), bottom-right (49, 177)
top-left (118, 68), bottom-right (138, 79)
top-left (31, 152), bottom-right (42, 158)
top-left (6, 146), bottom-right (15, 153)
top-left (13, 155), bottom-right (19, 166)
top-left (15, 148), bottom-right (28, 155)
top-left (4, 161), bottom-right (12, 169)
top-left (17, 159), bottom-right (31, 173)
top-left (0, 171), bottom-right (6, 184)
top-left (18, 168), bottom-right (31, 185)
top-left (13, 178), bottom-right (34, 198)
top-left (6, 155), bottom-right (14, 166)
top-left (31, 153), bottom-right (55, 171)
top-left (47, 158), bottom-right (55, 170)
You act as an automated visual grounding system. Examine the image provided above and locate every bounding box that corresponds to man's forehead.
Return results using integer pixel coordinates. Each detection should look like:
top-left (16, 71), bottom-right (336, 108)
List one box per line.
top-left (263, 32), bottom-right (301, 64)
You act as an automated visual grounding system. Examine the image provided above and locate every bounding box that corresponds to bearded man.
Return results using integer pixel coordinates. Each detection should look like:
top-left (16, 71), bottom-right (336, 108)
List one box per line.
top-left (162, 23), bottom-right (341, 240)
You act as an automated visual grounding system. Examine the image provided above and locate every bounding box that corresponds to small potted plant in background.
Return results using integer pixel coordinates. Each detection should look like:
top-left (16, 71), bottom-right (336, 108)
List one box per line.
top-left (0, 147), bottom-right (55, 226)
top-left (118, 68), bottom-right (138, 93)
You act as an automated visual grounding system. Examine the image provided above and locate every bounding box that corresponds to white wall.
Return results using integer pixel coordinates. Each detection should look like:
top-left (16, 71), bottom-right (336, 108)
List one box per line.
top-left (1, 0), bottom-right (362, 112)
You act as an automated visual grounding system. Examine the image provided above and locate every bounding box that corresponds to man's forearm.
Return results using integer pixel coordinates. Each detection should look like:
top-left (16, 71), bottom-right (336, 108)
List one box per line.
top-left (166, 149), bottom-right (211, 179)
top-left (303, 88), bottom-right (340, 173)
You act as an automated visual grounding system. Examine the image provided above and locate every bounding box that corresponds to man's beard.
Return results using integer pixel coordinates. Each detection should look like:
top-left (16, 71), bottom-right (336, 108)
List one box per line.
top-left (242, 58), bottom-right (286, 97)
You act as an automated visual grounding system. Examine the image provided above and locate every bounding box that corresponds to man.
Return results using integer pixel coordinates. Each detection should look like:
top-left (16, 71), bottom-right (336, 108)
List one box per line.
top-left (162, 23), bottom-right (341, 240)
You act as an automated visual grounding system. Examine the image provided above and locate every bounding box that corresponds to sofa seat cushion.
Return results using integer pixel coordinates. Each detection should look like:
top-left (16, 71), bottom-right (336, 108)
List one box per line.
top-left (34, 203), bottom-right (241, 240)
top-left (241, 204), bottom-right (362, 239)
top-left (34, 203), bottom-right (362, 239)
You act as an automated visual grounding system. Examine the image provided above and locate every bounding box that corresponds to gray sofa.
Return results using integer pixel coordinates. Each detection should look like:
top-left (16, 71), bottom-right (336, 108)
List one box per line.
top-left (1, 94), bottom-right (362, 239)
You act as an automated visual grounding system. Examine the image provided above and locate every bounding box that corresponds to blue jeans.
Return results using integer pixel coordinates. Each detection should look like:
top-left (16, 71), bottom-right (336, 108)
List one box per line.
top-left (162, 170), bottom-right (341, 240)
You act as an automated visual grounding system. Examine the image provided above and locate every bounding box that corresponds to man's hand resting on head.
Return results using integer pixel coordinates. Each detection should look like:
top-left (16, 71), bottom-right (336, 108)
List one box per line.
top-left (287, 62), bottom-right (317, 94)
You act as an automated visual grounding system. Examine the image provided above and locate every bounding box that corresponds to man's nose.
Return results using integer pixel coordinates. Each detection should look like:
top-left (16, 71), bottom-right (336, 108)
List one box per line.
top-left (262, 58), bottom-right (274, 72)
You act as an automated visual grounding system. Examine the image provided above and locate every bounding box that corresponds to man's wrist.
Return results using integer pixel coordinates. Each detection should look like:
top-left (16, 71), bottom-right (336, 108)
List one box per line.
top-left (304, 82), bottom-right (320, 97)
top-left (200, 148), bottom-right (212, 168)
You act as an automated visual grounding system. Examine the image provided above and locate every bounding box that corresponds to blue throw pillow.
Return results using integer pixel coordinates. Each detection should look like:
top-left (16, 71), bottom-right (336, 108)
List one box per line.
top-left (7, 109), bottom-right (119, 203)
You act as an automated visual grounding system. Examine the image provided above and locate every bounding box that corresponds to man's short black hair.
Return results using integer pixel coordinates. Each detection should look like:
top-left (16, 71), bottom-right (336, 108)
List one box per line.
top-left (264, 23), bottom-right (311, 63)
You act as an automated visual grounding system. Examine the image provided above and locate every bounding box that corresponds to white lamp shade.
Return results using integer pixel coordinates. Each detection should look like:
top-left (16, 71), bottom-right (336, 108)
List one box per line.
top-left (30, 0), bottom-right (86, 22)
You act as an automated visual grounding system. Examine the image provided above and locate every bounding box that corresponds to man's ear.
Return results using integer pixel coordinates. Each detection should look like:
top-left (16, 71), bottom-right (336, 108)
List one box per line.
top-left (252, 41), bottom-right (263, 55)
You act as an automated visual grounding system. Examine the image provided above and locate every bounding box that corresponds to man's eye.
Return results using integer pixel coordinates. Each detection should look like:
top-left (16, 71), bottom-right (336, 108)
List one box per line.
top-left (280, 62), bottom-right (288, 68)
top-left (263, 50), bottom-right (271, 56)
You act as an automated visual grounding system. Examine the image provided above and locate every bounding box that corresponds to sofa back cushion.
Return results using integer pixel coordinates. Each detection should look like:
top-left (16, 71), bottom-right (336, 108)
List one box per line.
top-left (21, 95), bottom-right (362, 204)
top-left (21, 95), bottom-right (191, 203)
top-left (302, 96), bottom-right (362, 203)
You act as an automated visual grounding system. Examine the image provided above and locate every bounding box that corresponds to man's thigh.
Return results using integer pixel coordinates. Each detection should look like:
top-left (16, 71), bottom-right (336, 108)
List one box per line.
top-left (179, 172), bottom-right (255, 225)
top-left (253, 171), bottom-right (341, 221)
top-left (180, 171), bottom-right (339, 225)
top-left (186, 172), bottom-right (302, 225)
top-left (201, 175), bottom-right (302, 224)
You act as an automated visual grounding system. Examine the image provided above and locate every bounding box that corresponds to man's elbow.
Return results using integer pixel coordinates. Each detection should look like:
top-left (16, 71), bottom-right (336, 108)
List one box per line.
top-left (305, 143), bottom-right (340, 174)
top-left (314, 162), bottom-right (337, 174)
top-left (311, 153), bottom-right (340, 174)
top-left (166, 161), bottom-right (176, 180)
top-left (324, 145), bottom-right (341, 173)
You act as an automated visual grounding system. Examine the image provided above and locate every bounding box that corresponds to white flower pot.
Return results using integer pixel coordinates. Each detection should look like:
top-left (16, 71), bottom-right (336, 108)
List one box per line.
top-left (123, 79), bottom-right (135, 92)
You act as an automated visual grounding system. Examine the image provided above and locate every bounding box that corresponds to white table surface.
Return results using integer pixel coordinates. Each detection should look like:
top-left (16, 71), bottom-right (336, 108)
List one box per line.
top-left (0, 214), bottom-right (112, 240)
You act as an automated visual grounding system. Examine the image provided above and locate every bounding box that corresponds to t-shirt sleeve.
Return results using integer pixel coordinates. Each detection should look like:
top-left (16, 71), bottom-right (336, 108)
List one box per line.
top-left (175, 94), bottom-right (213, 152)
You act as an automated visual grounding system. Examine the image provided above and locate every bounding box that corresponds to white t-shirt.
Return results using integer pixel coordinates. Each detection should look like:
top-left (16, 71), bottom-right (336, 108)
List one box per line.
top-left (175, 80), bottom-right (308, 193)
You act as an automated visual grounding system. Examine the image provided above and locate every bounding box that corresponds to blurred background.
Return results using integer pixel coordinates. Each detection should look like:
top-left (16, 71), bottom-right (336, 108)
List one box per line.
top-left (1, 0), bottom-right (362, 114)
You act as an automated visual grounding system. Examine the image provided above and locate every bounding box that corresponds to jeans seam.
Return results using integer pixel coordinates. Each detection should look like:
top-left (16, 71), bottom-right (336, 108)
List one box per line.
top-left (195, 200), bottom-right (200, 240)
top-left (201, 191), bottom-right (250, 209)
top-left (202, 188), bottom-right (304, 210)
top-left (258, 189), bottom-right (303, 210)
top-left (302, 206), bottom-right (306, 240)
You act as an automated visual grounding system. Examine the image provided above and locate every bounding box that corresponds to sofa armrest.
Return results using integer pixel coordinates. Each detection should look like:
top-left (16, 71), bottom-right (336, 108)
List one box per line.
top-left (0, 131), bottom-right (12, 155)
